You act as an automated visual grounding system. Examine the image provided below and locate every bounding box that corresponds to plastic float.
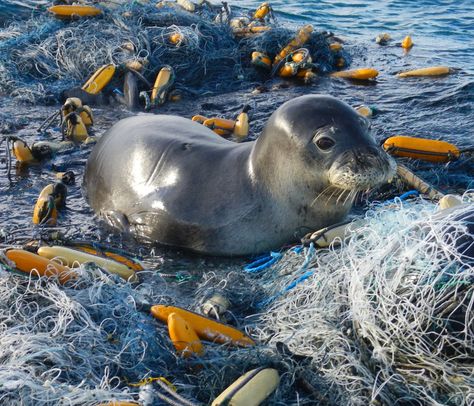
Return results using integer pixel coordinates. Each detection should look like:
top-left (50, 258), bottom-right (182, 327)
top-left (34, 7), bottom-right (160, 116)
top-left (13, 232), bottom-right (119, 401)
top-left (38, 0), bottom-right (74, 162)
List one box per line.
top-left (331, 68), bottom-right (379, 80)
top-left (37, 246), bottom-right (138, 282)
top-left (383, 136), bottom-right (460, 163)
top-left (82, 64), bottom-right (116, 95)
top-left (167, 312), bottom-right (204, 357)
top-left (211, 368), bottom-right (280, 406)
top-left (5, 249), bottom-right (75, 285)
top-left (32, 183), bottom-right (67, 226)
top-left (151, 304), bottom-right (255, 347)
top-left (397, 66), bottom-right (452, 78)
top-left (48, 5), bottom-right (102, 18)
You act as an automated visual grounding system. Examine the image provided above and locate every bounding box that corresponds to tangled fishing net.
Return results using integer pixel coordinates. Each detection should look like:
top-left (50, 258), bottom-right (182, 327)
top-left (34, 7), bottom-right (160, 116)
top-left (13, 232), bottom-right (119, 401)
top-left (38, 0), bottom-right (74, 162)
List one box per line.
top-left (0, 196), bottom-right (472, 405)
top-left (0, 258), bottom-right (273, 405)
top-left (251, 196), bottom-right (474, 405)
top-left (0, 2), bottom-right (339, 104)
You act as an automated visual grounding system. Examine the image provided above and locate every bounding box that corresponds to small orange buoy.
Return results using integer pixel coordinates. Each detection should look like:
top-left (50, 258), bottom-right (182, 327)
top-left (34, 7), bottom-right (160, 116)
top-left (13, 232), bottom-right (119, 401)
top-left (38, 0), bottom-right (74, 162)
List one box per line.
top-left (48, 5), bottom-right (102, 18)
top-left (124, 60), bottom-right (144, 71)
top-left (253, 2), bottom-right (272, 20)
top-left (273, 25), bottom-right (313, 65)
top-left (13, 140), bottom-right (36, 163)
top-left (73, 246), bottom-right (144, 272)
top-left (151, 304), bottom-right (255, 347)
top-left (82, 64), bottom-right (116, 95)
top-left (168, 312), bottom-right (203, 357)
top-left (203, 117), bottom-right (235, 136)
top-left (329, 43), bottom-right (343, 52)
top-left (401, 35), bottom-right (413, 49)
top-left (397, 66), bottom-right (452, 78)
top-left (296, 69), bottom-right (316, 83)
top-left (169, 32), bottom-right (184, 45)
top-left (335, 57), bottom-right (346, 68)
top-left (278, 62), bottom-right (298, 78)
top-left (234, 106), bottom-right (250, 139)
top-left (251, 51), bottom-right (272, 70)
top-left (331, 68), bottom-right (379, 80)
top-left (32, 183), bottom-right (66, 226)
top-left (5, 249), bottom-right (76, 285)
top-left (191, 115), bottom-right (208, 124)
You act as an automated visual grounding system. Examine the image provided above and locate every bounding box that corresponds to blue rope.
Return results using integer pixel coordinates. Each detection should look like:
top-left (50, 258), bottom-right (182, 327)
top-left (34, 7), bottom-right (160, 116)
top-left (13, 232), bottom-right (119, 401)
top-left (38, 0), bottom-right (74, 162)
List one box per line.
top-left (244, 251), bottom-right (283, 273)
top-left (399, 190), bottom-right (420, 201)
top-left (256, 243), bottom-right (316, 308)
top-left (382, 190), bottom-right (420, 206)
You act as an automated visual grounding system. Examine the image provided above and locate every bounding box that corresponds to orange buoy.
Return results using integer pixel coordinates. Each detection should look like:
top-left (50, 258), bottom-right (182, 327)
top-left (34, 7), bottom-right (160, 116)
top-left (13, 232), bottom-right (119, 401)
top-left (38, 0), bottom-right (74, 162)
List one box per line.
top-left (169, 32), bottom-right (184, 45)
top-left (335, 57), bottom-right (346, 68)
top-left (13, 140), bottom-right (36, 163)
top-left (48, 5), bottom-right (102, 18)
top-left (397, 66), bottom-right (452, 78)
top-left (278, 63), bottom-right (298, 77)
top-left (296, 68), bottom-right (316, 83)
top-left (249, 26), bottom-right (271, 34)
top-left (82, 64), bottom-right (116, 95)
top-left (273, 25), bottom-right (313, 65)
top-left (73, 246), bottom-right (144, 272)
top-left (32, 184), bottom-right (65, 226)
top-left (191, 115), bottom-right (208, 124)
top-left (5, 249), bottom-right (75, 284)
top-left (203, 118), bottom-right (235, 136)
top-left (233, 107), bottom-right (249, 139)
top-left (37, 246), bottom-right (138, 282)
top-left (383, 136), bottom-right (460, 163)
top-left (331, 68), bottom-right (379, 80)
top-left (253, 2), bottom-right (272, 20)
top-left (401, 35), bottom-right (413, 49)
top-left (168, 312), bottom-right (204, 357)
top-left (151, 305), bottom-right (255, 347)
top-left (251, 52), bottom-right (272, 70)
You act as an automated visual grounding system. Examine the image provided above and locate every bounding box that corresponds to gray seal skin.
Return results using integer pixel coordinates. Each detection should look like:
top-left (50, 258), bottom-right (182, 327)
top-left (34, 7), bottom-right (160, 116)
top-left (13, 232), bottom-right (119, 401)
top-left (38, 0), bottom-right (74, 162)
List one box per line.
top-left (84, 94), bottom-right (396, 256)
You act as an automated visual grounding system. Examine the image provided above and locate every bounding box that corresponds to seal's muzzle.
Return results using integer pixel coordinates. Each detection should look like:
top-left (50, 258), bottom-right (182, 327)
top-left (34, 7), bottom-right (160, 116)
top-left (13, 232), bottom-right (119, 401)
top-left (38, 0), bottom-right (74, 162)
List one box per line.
top-left (328, 145), bottom-right (396, 191)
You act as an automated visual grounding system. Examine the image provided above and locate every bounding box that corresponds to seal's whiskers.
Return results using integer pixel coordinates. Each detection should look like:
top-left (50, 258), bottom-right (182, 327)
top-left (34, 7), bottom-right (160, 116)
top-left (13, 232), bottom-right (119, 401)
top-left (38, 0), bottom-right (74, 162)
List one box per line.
top-left (336, 189), bottom-right (351, 205)
top-left (343, 189), bottom-right (357, 206)
top-left (310, 185), bottom-right (333, 207)
top-left (326, 187), bottom-right (341, 203)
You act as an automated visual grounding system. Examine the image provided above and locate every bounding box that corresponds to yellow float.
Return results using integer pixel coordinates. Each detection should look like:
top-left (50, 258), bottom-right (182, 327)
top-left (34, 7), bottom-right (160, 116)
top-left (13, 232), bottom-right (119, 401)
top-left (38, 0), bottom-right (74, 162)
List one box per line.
top-left (383, 136), bottom-right (460, 163)
top-left (151, 305), bottom-right (255, 347)
top-left (82, 64), bottom-right (116, 95)
top-left (168, 312), bottom-right (203, 357)
top-left (331, 68), bottom-right (379, 80)
top-left (5, 249), bottom-right (75, 285)
top-left (397, 66), bottom-right (452, 78)
top-left (37, 246), bottom-right (138, 282)
top-left (48, 5), bottom-right (102, 18)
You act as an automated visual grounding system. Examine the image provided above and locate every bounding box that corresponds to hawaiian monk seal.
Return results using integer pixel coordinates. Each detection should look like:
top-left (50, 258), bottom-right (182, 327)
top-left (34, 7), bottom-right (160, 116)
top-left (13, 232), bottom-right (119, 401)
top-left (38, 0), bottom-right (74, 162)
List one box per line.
top-left (84, 94), bottom-right (396, 255)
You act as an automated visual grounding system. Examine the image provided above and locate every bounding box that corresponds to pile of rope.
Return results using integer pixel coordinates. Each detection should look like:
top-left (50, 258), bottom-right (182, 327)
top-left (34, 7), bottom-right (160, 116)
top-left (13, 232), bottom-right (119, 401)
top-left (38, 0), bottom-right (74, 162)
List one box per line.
top-left (0, 2), bottom-right (338, 104)
top-left (252, 196), bottom-right (474, 405)
top-left (0, 254), bottom-right (285, 405)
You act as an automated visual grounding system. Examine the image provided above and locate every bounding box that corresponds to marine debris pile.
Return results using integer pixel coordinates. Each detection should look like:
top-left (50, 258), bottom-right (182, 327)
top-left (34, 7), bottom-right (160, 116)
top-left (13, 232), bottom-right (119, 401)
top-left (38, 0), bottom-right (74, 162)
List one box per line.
top-left (0, 1), bottom-right (340, 105)
top-left (0, 196), bottom-right (472, 405)
top-left (253, 197), bottom-right (474, 405)
top-left (0, 0), bottom-right (472, 405)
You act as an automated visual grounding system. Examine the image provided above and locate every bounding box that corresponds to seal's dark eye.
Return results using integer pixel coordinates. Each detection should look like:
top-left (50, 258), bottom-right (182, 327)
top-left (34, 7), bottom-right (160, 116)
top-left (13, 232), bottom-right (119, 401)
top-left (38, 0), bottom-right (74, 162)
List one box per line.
top-left (316, 137), bottom-right (335, 151)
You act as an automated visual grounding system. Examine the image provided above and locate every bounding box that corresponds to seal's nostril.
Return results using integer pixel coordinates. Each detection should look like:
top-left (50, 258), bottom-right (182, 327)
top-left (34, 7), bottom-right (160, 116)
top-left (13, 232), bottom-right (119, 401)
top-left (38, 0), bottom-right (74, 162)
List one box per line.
top-left (316, 137), bottom-right (335, 150)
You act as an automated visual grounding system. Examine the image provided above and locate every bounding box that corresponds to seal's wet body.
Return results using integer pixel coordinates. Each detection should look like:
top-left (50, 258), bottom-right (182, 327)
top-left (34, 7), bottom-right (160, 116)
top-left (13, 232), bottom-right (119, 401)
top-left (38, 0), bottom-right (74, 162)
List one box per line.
top-left (84, 95), bottom-right (396, 255)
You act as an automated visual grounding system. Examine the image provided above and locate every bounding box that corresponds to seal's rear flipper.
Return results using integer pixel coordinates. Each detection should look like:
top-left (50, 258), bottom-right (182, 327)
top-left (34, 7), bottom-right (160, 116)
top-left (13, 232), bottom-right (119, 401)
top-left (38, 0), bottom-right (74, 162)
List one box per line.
top-left (102, 210), bottom-right (131, 234)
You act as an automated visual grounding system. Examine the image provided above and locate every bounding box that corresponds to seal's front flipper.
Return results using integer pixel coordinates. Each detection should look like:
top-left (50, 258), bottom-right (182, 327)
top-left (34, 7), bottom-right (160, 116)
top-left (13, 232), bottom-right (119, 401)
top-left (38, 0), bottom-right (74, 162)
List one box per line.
top-left (102, 210), bottom-right (130, 234)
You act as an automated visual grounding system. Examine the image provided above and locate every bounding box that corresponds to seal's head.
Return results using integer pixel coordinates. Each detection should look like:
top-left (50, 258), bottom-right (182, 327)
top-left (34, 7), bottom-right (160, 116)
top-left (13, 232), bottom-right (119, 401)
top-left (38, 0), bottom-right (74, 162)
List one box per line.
top-left (251, 94), bottom-right (396, 207)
